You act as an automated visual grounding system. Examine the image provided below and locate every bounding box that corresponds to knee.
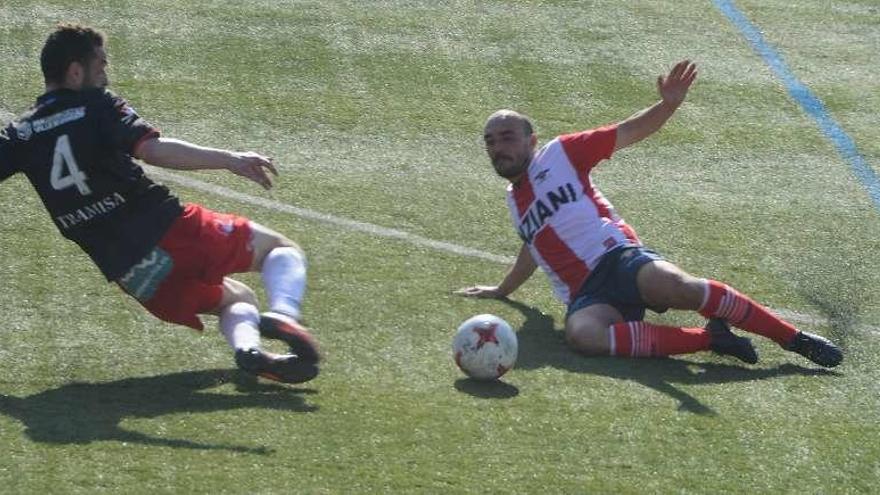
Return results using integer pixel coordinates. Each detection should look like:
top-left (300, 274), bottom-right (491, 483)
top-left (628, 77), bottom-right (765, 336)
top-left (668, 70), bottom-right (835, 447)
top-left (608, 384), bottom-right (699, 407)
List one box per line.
top-left (261, 229), bottom-right (302, 255)
top-left (263, 245), bottom-right (308, 275)
top-left (224, 283), bottom-right (258, 308)
top-left (223, 300), bottom-right (259, 319)
top-left (669, 276), bottom-right (705, 309)
top-left (271, 244), bottom-right (306, 262)
top-left (247, 221), bottom-right (306, 271)
top-left (564, 324), bottom-right (608, 356)
top-left (257, 240), bottom-right (306, 272)
top-left (645, 273), bottom-right (704, 310)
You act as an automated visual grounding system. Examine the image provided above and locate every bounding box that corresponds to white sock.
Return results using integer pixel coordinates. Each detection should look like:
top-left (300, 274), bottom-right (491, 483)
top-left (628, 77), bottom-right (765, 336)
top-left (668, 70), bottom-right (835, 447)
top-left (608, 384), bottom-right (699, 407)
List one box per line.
top-left (219, 302), bottom-right (261, 351)
top-left (261, 246), bottom-right (307, 320)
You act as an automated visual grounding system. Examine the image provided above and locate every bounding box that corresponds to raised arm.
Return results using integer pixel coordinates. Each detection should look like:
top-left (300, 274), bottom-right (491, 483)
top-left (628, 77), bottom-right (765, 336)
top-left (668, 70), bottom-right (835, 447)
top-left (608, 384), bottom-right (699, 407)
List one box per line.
top-left (456, 243), bottom-right (538, 299)
top-left (134, 137), bottom-right (278, 190)
top-left (614, 60), bottom-right (697, 152)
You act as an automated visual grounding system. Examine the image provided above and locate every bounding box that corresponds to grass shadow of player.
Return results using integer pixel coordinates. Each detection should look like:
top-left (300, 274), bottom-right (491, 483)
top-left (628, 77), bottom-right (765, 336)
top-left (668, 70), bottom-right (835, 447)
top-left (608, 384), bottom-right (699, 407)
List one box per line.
top-left (0, 369), bottom-right (317, 454)
top-left (501, 298), bottom-right (838, 415)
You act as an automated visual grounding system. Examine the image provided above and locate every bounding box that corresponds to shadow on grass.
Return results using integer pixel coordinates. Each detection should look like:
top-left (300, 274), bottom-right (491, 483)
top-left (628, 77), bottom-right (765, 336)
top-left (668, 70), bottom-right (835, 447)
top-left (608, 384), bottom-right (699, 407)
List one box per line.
top-left (454, 378), bottom-right (520, 399)
top-left (0, 368), bottom-right (317, 454)
top-left (501, 299), bottom-right (838, 415)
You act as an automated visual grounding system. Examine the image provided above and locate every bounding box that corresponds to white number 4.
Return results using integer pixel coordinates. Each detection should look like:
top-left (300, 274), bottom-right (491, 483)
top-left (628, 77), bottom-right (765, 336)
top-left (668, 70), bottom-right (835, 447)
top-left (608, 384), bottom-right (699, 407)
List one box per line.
top-left (51, 134), bottom-right (91, 195)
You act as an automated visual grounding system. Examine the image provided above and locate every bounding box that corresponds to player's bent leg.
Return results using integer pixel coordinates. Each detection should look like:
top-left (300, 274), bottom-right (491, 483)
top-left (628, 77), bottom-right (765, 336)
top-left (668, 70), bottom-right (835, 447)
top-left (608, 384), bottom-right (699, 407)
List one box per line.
top-left (244, 221), bottom-right (319, 362)
top-left (633, 262), bottom-right (758, 363)
top-left (566, 301), bottom-right (754, 361)
top-left (566, 304), bottom-right (710, 358)
top-left (698, 279), bottom-right (842, 367)
top-left (640, 260), bottom-right (842, 367)
top-left (214, 278), bottom-right (319, 383)
top-left (248, 221), bottom-right (308, 319)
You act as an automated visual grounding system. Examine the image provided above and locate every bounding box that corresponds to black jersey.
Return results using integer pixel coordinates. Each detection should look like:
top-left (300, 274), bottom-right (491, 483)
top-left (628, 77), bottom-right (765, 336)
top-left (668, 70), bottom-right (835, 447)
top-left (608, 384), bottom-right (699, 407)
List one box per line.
top-left (0, 88), bottom-right (183, 280)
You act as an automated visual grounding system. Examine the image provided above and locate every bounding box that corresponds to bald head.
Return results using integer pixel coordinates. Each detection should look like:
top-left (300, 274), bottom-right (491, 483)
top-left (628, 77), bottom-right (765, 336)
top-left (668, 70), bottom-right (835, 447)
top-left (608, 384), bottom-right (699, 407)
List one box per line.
top-left (484, 109), bottom-right (534, 137)
top-left (482, 109), bottom-right (538, 181)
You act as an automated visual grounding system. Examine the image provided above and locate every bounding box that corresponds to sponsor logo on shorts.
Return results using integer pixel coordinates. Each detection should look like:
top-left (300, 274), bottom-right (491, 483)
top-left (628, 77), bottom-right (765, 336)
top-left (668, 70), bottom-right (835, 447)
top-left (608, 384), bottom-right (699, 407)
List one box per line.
top-left (118, 247), bottom-right (174, 301)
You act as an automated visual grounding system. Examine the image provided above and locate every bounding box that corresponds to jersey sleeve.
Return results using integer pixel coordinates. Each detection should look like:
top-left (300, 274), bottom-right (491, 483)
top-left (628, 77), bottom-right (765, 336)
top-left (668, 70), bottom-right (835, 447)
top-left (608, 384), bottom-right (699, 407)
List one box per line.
top-left (558, 124), bottom-right (618, 173)
top-left (0, 125), bottom-right (18, 182)
top-left (98, 90), bottom-right (160, 156)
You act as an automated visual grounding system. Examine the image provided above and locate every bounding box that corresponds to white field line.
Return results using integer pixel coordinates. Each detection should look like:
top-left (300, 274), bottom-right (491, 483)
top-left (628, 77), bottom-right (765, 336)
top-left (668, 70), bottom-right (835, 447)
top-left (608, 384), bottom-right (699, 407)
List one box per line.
top-left (772, 309), bottom-right (829, 328)
top-left (145, 166), bottom-right (515, 265)
top-left (146, 166), bottom-right (879, 337)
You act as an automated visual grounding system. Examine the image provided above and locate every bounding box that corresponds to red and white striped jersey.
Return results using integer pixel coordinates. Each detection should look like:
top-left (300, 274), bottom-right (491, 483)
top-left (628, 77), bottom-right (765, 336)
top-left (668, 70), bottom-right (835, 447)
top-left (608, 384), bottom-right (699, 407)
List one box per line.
top-left (505, 124), bottom-right (641, 303)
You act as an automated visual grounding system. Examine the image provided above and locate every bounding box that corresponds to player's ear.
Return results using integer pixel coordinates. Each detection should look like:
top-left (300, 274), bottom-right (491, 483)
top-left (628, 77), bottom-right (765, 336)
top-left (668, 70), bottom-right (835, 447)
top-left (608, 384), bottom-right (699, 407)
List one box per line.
top-left (529, 133), bottom-right (538, 148)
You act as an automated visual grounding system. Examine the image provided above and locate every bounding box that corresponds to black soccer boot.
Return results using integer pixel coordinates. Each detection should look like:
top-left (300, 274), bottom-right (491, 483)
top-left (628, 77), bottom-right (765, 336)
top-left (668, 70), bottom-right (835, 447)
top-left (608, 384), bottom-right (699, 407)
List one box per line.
top-left (234, 348), bottom-right (319, 384)
top-left (706, 318), bottom-right (758, 364)
top-left (258, 312), bottom-right (321, 364)
top-left (785, 331), bottom-right (843, 368)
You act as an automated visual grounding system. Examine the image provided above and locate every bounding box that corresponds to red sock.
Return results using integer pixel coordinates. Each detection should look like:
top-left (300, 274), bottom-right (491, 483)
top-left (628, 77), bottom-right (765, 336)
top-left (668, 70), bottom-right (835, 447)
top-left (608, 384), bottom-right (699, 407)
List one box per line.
top-left (609, 321), bottom-right (710, 357)
top-left (699, 279), bottom-right (797, 346)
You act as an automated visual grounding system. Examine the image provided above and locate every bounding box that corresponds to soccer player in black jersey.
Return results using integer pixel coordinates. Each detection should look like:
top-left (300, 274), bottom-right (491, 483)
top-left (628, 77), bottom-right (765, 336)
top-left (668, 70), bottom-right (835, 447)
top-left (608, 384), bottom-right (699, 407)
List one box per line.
top-left (0, 24), bottom-right (320, 383)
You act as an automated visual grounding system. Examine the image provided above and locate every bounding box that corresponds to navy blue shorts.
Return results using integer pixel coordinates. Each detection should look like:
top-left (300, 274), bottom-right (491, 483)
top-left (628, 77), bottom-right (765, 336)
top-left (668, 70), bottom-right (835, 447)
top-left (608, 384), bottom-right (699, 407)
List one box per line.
top-left (565, 246), bottom-right (667, 322)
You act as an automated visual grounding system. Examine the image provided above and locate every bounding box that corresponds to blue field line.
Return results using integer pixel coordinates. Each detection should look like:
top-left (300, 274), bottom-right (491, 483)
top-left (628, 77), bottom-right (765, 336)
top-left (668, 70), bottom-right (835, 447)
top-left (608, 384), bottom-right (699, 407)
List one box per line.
top-left (713, 0), bottom-right (880, 212)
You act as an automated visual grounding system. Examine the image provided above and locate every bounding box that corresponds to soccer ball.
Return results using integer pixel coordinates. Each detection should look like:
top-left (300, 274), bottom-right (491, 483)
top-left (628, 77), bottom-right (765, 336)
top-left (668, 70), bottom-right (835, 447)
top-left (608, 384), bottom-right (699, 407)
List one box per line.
top-left (452, 314), bottom-right (518, 380)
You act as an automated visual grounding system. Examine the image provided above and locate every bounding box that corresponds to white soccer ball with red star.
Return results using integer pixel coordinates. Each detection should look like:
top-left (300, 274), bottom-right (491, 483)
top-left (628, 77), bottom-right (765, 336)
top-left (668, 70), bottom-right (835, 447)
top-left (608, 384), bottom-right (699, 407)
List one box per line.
top-left (452, 314), bottom-right (518, 380)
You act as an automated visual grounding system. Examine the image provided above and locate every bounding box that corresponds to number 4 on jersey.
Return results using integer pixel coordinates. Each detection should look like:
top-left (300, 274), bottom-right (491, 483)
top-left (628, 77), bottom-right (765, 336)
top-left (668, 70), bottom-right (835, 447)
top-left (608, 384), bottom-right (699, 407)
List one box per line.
top-left (51, 134), bottom-right (91, 195)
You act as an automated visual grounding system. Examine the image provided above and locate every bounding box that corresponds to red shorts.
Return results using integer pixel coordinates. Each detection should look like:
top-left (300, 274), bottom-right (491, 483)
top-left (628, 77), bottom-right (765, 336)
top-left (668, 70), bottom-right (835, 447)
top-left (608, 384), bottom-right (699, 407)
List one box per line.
top-left (118, 203), bottom-right (254, 330)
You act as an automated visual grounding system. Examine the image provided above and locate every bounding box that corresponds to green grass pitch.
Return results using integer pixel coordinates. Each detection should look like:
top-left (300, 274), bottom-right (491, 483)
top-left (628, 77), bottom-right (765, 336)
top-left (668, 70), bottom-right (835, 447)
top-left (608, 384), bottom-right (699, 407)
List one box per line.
top-left (0, 1), bottom-right (878, 493)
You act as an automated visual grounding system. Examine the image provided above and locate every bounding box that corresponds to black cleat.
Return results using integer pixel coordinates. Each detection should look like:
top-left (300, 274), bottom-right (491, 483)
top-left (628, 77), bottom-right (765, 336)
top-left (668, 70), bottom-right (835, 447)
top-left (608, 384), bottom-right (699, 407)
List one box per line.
top-left (258, 312), bottom-right (321, 364)
top-left (785, 331), bottom-right (843, 368)
top-left (706, 318), bottom-right (758, 364)
top-left (234, 348), bottom-right (319, 384)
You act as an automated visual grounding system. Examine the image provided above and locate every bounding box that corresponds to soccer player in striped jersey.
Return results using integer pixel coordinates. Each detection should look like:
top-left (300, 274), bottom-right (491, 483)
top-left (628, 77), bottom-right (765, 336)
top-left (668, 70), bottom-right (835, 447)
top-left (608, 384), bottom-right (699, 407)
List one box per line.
top-left (457, 60), bottom-right (841, 368)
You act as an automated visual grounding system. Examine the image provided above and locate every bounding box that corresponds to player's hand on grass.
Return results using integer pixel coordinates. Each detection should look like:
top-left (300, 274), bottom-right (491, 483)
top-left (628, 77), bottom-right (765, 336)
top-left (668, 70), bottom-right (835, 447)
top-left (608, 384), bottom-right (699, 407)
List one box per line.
top-left (455, 285), bottom-right (506, 299)
top-left (228, 151), bottom-right (278, 190)
top-left (657, 60), bottom-right (697, 108)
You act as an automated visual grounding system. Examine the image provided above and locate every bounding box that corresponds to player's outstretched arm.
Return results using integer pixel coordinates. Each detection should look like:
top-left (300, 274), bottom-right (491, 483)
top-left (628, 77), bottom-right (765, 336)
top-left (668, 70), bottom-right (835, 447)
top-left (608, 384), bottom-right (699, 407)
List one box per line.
top-left (456, 243), bottom-right (537, 299)
top-left (135, 137), bottom-right (278, 190)
top-left (614, 60), bottom-right (697, 152)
